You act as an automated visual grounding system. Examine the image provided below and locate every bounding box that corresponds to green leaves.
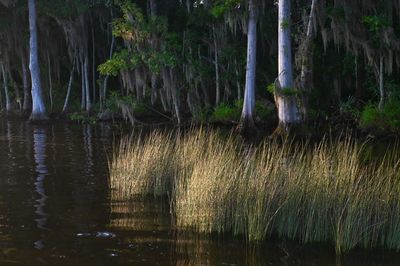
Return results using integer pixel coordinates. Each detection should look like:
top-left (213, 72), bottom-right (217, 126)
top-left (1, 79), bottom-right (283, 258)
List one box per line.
top-left (211, 0), bottom-right (242, 18)
top-left (98, 49), bottom-right (140, 76)
top-left (362, 15), bottom-right (389, 33)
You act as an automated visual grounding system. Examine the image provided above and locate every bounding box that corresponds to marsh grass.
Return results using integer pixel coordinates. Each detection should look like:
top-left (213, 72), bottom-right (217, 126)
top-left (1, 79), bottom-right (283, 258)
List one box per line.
top-left (109, 128), bottom-right (400, 254)
top-left (109, 130), bottom-right (176, 200)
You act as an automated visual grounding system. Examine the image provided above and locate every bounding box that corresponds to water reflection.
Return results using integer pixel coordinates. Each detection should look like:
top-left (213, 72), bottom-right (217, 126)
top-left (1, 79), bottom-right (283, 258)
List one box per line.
top-left (0, 121), bottom-right (399, 265)
top-left (83, 124), bottom-right (94, 178)
top-left (33, 127), bottom-right (48, 249)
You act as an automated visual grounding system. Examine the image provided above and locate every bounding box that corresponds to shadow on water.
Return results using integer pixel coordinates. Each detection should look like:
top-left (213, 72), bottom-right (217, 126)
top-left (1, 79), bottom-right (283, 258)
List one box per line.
top-left (0, 119), bottom-right (399, 265)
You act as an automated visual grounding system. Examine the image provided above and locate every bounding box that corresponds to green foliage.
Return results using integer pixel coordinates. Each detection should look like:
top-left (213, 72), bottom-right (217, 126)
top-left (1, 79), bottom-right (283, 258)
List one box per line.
top-left (105, 91), bottom-right (147, 115)
top-left (360, 101), bottom-right (400, 132)
top-left (211, 0), bottom-right (242, 18)
top-left (326, 5), bottom-right (345, 20)
top-left (281, 87), bottom-right (300, 96)
top-left (102, 1), bottom-right (181, 76)
top-left (211, 102), bottom-right (241, 122)
top-left (267, 83), bottom-right (275, 94)
top-left (362, 15), bottom-right (390, 47)
top-left (210, 100), bottom-right (273, 122)
top-left (98, 49), bottom-right (140, 76)
top-left (307, 108), bottom-right (326, 121)
top-left (69, 112), bottom-right (97, 124)
top-left (192, 107), bottom-right (213, 123)
top-left (339, 97), bottom-right (360, 119)
top-left (362, 15), bottom-right (389, 33)
top-left (280, 19), bottom-right (289, 29)
top-left (255, 101), bottom-right (274, 120)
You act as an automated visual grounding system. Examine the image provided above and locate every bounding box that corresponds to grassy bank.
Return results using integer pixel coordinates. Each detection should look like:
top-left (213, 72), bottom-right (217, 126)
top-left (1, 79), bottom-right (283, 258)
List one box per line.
top-left (109, 129), bottom-right (400, 254)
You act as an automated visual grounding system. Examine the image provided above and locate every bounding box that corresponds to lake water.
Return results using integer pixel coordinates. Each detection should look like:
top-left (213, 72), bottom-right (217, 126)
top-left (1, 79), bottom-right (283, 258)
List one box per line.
top-left (0, 119), bottom-right (399, 265)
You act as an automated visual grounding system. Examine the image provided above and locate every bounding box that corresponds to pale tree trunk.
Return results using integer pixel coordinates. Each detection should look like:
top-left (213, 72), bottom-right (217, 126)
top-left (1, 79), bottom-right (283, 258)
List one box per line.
top-left (12, 76), bottom-right (22, 112)
top-left (81, 62), bottom-right (86, 110)
top-left (213, 26), bottom-right (220, 106)
top-left (378, 55), bottom-right (385, 111)
top-left (185, 0), bottom-right (193, 13)
top-left (239, 0), bottom-right (257, 130)
top-left (235, 60), bottom-right (241, 101)
top-left (62, 60), bottom-right (75, 113)
top-left (275, 0), bottom-right (302, 134)
top-left (28, 0), bottom-right (48, 121)
top-left (21, 48), bottom-right (31, 113)
top-left (149, 0), bottom-right (157, 16)
top-left (1, 64), bottom-right (11, 112)
top-left (84, 56), bottom-right (91, 112)
top-left (92, 27), bottom-right (96, 105)
top-left (170, 68), bottom-right (181, 124)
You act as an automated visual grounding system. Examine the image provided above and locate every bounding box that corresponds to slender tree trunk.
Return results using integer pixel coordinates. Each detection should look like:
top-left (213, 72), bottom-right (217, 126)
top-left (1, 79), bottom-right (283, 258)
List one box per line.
top-left (92, 27), bottom-right (96, 105)
top-left (149, 0), bottom-right (157, 16)
top-left (62, 60), bottom-right (75, 113)
top-left (213, 26), bottom-right (220, 106)
top-left (274, 0), bottom-right (302, 134)
top-left (84, 56), bottom-right (91, 112)
top-left (299, 0), bottom-right (316, 120)
top-left (151, 73), bottom-right (157, 105)
top-left (47, 52), bottom-right (53, 112)
top-left (378, 55), bottom-right (385, 111)
top-left (354, 56), bottom-right (364, 100)
top-left (28, 0), bottom-right (48, 121)
top-left (235, 60), bottom-right (241, 101)
top-left (101, 28), bottom-right (115, 111)
top-left (186, 0), bottom-right (193, 13)
top-left (239, 0), bottom-right (257, 130)
top-left (1, 64), bottom-right (11, 112)
top-left (21, 48), bottom-right (31, 113)
top-left (12, 76), bottom-right (22, 112)
top-left (81, 62), bottom-right (86, 110)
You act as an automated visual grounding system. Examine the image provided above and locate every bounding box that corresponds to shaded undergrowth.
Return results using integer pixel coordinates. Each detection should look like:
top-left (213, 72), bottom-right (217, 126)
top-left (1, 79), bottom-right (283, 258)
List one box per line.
top-left (109, 128), bottom-right (400, 255)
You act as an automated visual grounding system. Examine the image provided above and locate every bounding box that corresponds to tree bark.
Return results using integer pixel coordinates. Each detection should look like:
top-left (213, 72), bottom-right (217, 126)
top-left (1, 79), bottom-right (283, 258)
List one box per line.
top-left (1, 64), bottom-right (11, 112)
top-left (378, 54), bottom-right (385, 111)
top-left (47, 52), bottom-right (53, 112)
top-left (298, 0), bottom-right (316, 120)
top-left (92, 27), bottom-right (96, 105)
top-left (239, 0), bottom-right (257, 130)
top-left (62, 60), bottom-right (75, 113)
top-left (274, 0), bottom-right (302, 134)
top-left (170, 68), bottom-right (181, 124)
top-left (101, 27), bottom-right (115, 111)
top-left (28, 0), bottom-right (48, 121)
top-left (149, 0), bottom-right (157, 16)
top-left (81, 62), bottom-right (86, 110)
top-left (84, 56), bottom-right (91, 112)
top-left (213, 26), bottom-right (220, 106)
top-left (21, 48), bottom-right (31, 113)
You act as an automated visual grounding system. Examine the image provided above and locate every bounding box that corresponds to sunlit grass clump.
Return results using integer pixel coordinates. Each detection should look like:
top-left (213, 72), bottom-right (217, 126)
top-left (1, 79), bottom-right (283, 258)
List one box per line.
top-left (109, 130), bottom-right (175, 200)
top-left (109, 128), bottom-right (400, 254)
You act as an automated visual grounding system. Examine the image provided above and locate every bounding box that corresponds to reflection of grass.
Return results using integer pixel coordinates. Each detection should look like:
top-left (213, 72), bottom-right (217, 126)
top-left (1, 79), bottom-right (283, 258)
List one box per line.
top-left (110, 129), bottom-right (400, 254)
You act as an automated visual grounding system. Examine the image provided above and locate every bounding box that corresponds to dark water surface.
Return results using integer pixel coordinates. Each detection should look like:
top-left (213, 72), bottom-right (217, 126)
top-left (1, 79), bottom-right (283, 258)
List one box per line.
top-left (0, 120), bottom-right (399, 266)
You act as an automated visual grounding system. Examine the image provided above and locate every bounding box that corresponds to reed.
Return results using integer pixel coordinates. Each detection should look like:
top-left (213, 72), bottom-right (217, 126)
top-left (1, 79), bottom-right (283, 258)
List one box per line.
top-left (109, 130), bottom-right (175, 200)
top-left (109, 128), bottom-right (400, 254)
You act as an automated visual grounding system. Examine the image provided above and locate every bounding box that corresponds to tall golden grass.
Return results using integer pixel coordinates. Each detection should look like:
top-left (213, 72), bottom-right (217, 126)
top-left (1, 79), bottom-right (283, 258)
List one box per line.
top-left (109, 128), bottom-right (400, 254)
